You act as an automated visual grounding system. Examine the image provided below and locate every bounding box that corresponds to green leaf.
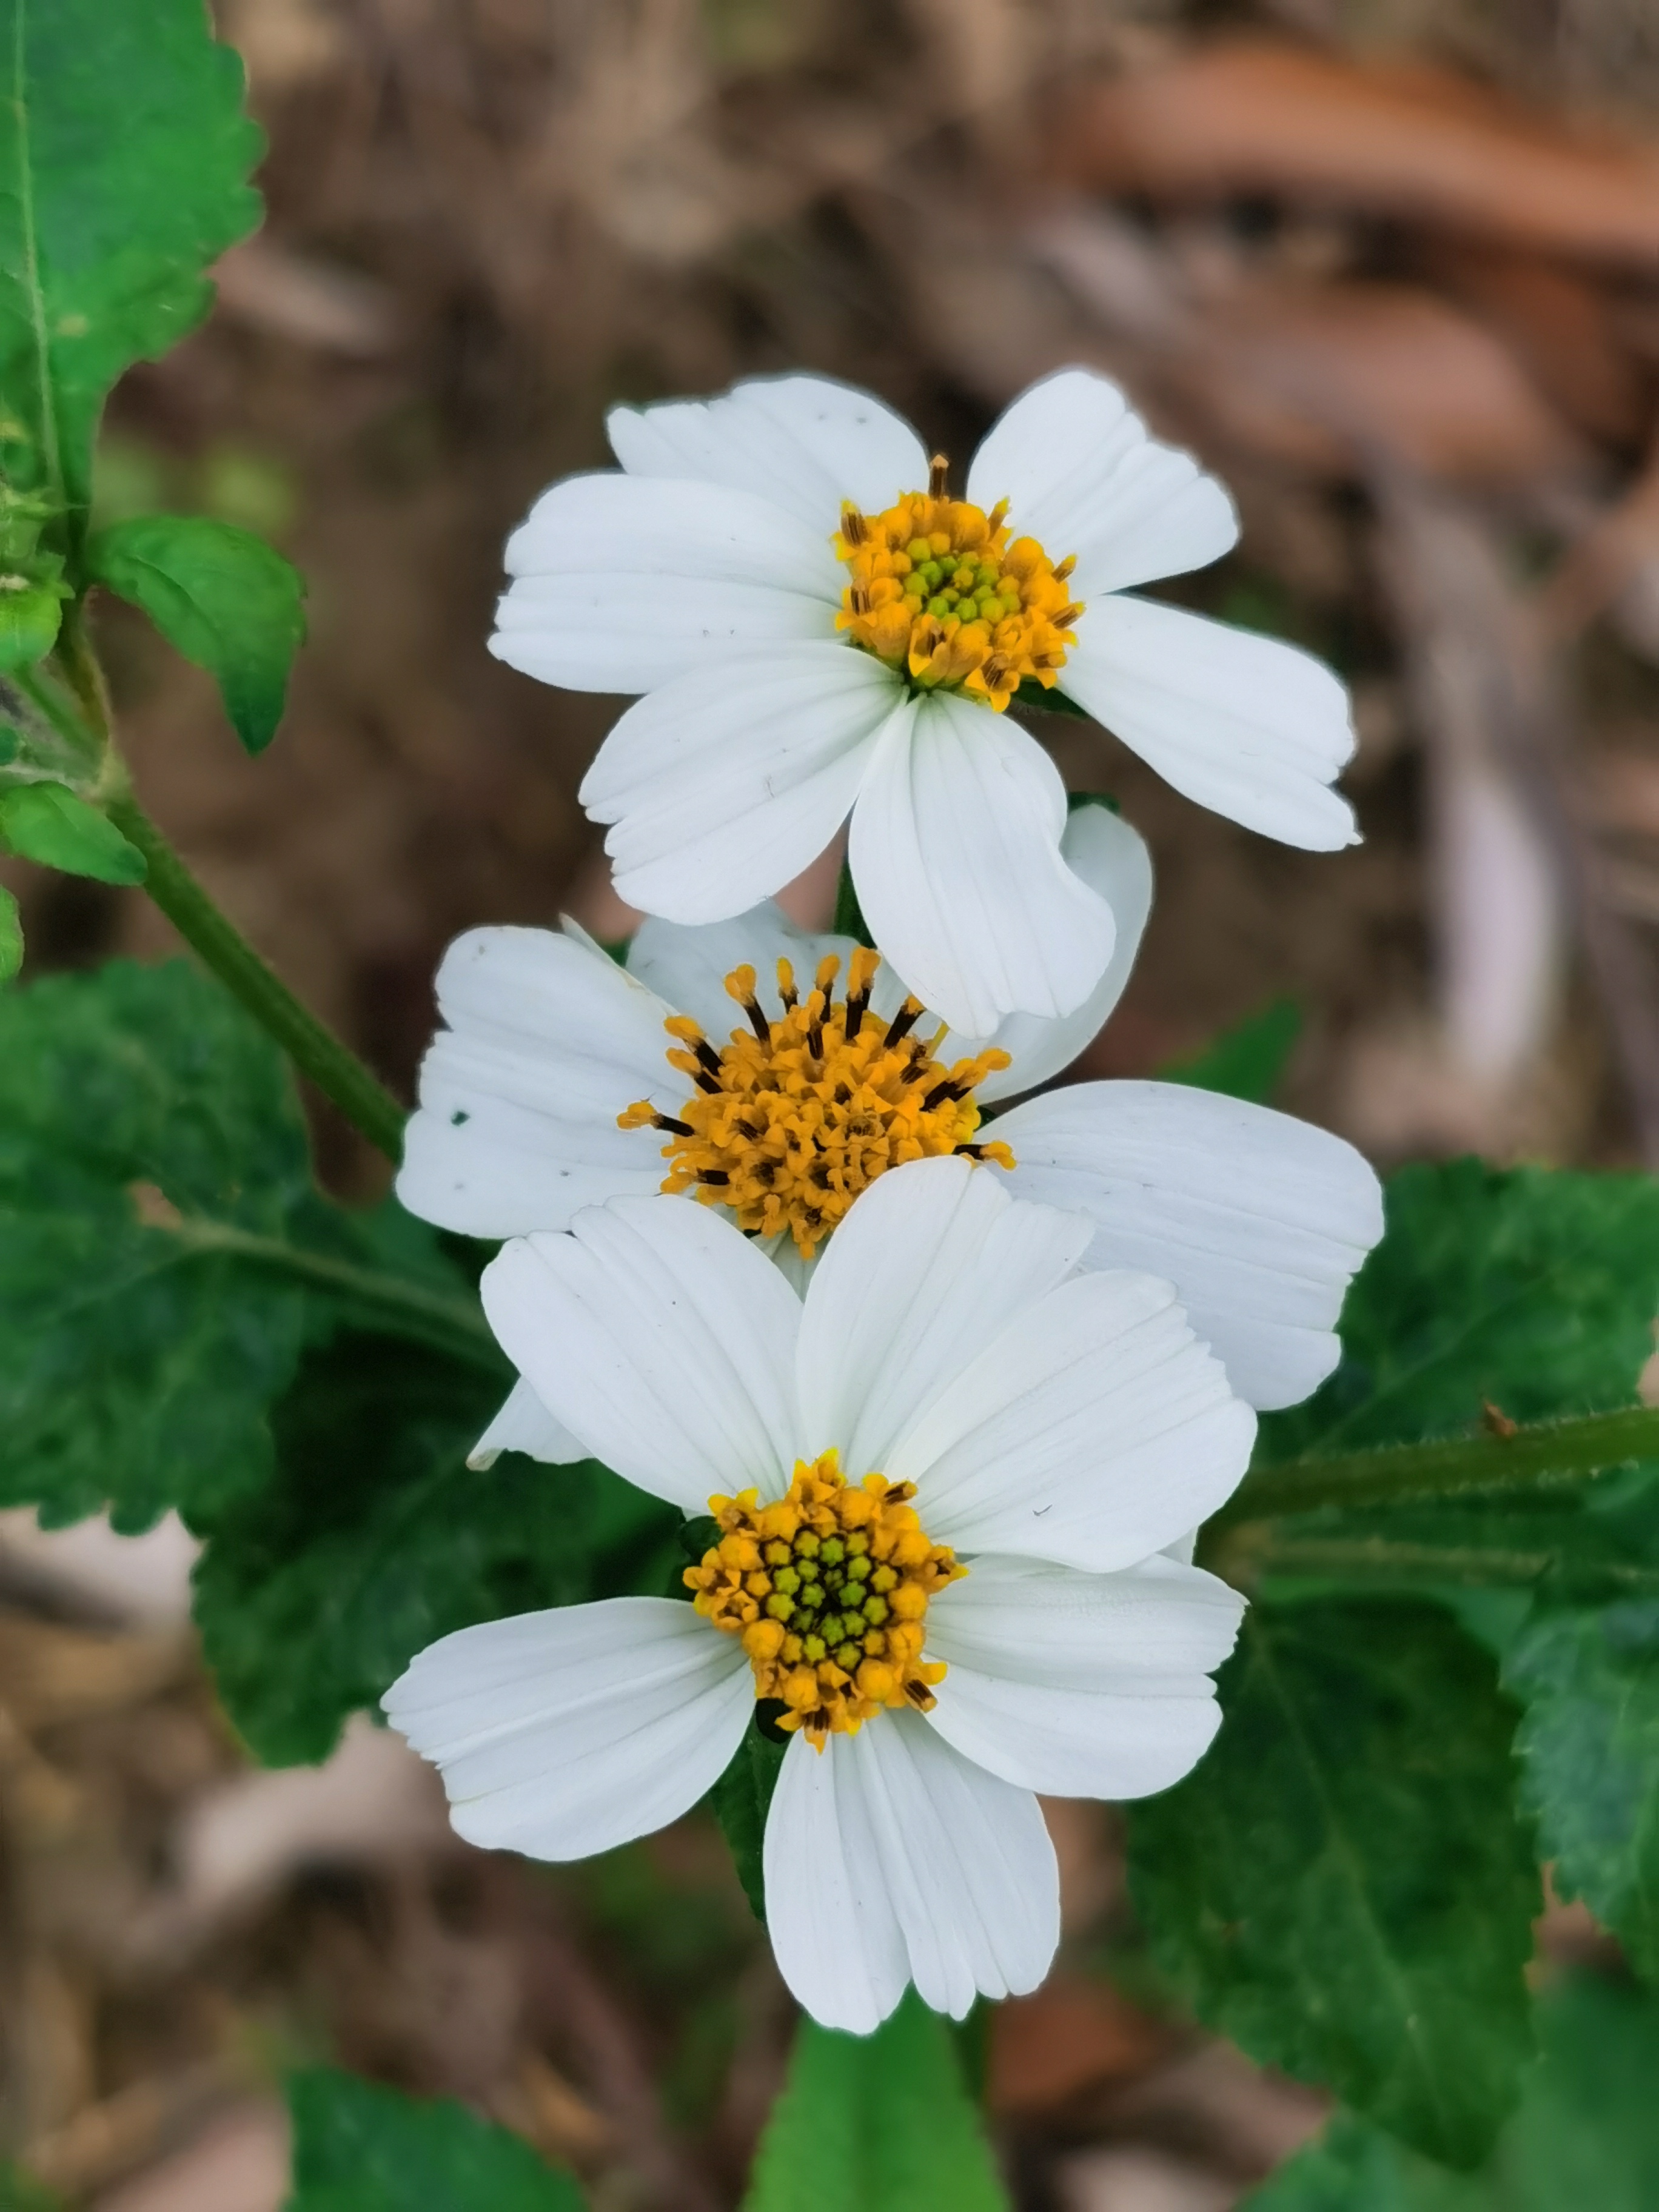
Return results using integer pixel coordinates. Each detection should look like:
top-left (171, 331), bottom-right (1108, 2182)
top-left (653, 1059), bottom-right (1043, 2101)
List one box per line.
top-left (0, 0), bottom-right (263, 537)
top-left (1128, 1599), bottom-right (1538, 2167)
top-left (286, 2067), bottom-right (585, 2211)
top-left (0, 884), bottom-right (19, 982)
top-left (708, 1716), bottom-right (786, 1922)
top-left (0, 958), bottom-right (312, 1531)
top-left (1505, 1589), bottom-right (1659, 1982)
top-left (195, 1328), bottom-right (677, 1766)
top-left (0, 780), bottom-right (145, 882)
top-left (87, 516), bottom-right (305, 753)
top-left (0, 2165), bottom-right (64, 2211)
top-left (0, 959), bottom-right (498, 1537)
top-left (831, 857), bottom-right (870, 946)
top-left (1159, 996), bottom-right (1302, 1105)
top-left (1013, 677), bottom-right (1088, 717)
top-left (1259, 1162), bottom-right (1659, 1466)
top-left (742, 1989), bottom-right (1008, 2212)
top-left (0, 580), bottom-right (61, 668)
top-left (1245, 1974), bottom-right (1659, 2210)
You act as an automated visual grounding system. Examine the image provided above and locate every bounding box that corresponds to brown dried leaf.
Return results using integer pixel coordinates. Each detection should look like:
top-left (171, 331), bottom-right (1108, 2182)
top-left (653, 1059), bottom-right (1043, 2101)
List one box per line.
top-left (1060, 41), bottom-right (1659, 269)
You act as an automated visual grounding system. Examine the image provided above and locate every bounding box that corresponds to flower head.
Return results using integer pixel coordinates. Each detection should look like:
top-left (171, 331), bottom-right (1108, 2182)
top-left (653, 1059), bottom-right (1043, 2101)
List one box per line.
top-left (384, 1157), bottom-right (1255, 2032)
top-left (396, 803), bottom-right (1382, 1463)
top-left (490, 367), bottom-right (1357, 1033)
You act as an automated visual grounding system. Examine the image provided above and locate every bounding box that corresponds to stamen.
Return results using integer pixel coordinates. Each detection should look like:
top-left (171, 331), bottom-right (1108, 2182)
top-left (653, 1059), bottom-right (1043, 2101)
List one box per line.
top-left (833, 478), bottom-right (1080, 710)
top-left (883, 996), bottom-right (925, 1047)
top-left (622, 963), bottom-right (1016, 1259)
top-left (686, 1452), bottom-right (962, 1746)
top-left (725, 964), bottom-right (772, 1045)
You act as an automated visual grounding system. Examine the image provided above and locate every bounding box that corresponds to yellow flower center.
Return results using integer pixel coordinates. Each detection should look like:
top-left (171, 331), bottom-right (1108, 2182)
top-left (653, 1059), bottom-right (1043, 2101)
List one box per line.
top-left (685, 1451), bottom-right (963, 1745)
top-left (618, 949), bottom-right (1014, 1261)
top-left (834, 454), bottom-right (1082, 712)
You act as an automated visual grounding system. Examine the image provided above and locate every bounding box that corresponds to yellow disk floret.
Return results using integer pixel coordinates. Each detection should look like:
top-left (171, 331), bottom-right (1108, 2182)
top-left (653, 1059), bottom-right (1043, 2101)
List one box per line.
top-left (618, 950), bottom-right (1014, 1261)
top-left (834, 453), bottom-right (1082, 711)
top-left (686, 1451), bottom-right (964, 1746)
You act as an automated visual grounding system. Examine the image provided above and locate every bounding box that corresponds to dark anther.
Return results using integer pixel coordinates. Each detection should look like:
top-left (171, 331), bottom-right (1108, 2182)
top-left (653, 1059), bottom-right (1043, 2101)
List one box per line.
top-left (742, 996), bottom-right (771, 1045)
top-left (921, 1078), bottom-right (964, 1111)
top-left (928, 452), bottom-right (949, 499)
top-left (883, 1000), bottom-right (923, 1048)
top-left (779, 975), bottom-right (799, 1010)
top-left (692, 1037), bottom-right (723, 1081)
top-left (842, 505), bottom-right (868, 547)
top-left (844, 990), bottom-right (868, 1041)
top-left (699, 1169), bottom-right (731, 1185)
top-left (957, 1142), bottom-right (986, 1159)
top-left (652, 1113), bottom-right (693, 1136)
top-left (833, 1082), bottom-right (853, 1105)
top-left (692, 1069), bottom-right (722, 1095)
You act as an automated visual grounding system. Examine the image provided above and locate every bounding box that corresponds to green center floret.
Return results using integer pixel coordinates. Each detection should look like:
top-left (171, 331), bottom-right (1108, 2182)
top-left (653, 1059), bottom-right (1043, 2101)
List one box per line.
top-left (759, 1522), bottom-right (897, 1671)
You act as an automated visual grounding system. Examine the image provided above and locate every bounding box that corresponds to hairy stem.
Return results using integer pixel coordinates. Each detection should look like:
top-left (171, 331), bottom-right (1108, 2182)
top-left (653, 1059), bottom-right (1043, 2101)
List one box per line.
top-left (106, 792), bottom-right (407, 1162)
top-left (1214, 1404), bottom-right (1659, 1529)
top-left (165, 1217), bottom-right (501, 1369)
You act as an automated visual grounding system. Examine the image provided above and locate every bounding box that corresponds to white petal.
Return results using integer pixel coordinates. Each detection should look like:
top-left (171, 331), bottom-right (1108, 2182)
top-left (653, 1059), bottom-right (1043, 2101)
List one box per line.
top-left (384, 1598), bottom-right (751, 1860)
top-left (994, 1081), bottom-right (1384, 1411)
top-left (848, 691), bottom-right (1118, 1035)
top-left (480, 1198), bottom-right (802, 1516)
top-left (491, 473), bottom-right (839, 694)
top-left (1065, 597), bottom-right (1358, 851)
top-left (397, 927), bottom-right (675, 1239)
top-left (763, 1711), bottom-right (1058, 2033)
top-left (608, 374), bottom-right (929, 534)
top-left (924, 1553), bottom-right (1244, 1798)
top-left (964, 803), bottom-right (1153, 1105)
top-left (468, 1376), bottom-right (592, 1471)
top-left (627, 903), bottom-right (865, 1044)
top-left (890, 1270), bottom-right (1256, 1571)
top-left (967, 367), bottom-right (1238, 597)
top-left (797, 1156), bottom-right (1091, 1479)
top-left (580, 646), bottom-right (897, 925)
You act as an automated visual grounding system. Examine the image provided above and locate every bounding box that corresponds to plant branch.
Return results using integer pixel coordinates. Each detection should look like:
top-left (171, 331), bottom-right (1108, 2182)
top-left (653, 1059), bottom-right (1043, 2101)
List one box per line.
top-left (105, 792), bottom-right (407, 1162)
top-left (164, 1216), bottom-right (502, 1370)
top-left (1213, 1404), bottom-right (1659, 1529)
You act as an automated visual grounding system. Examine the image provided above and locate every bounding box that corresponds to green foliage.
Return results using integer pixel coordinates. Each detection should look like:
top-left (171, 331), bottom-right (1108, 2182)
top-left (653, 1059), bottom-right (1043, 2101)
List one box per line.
top-left (0, 2166), bottom-right (63, 2211)
top-left (742, 1989), bottom-right (1008, 2212)
top-left (88, 516), bottom-right (305, 752)
top-left (832, 857), bottom-right (870, 946)
top-left (1159, 996), bottom-right (1302, 1105)
top-left (1013, 677), bottom-right (1088, 717)
top-left (0, 580), bottom-right (62, 667)
top-left (0, 780), bottom-right (144, 882)
top-left (708, 1716), bottom-right (787, 1922)
top-left (0, 884), bottom-right (19, 981)
top-left (1245, 1974), bottom-right (1659, 2210)
top-left (1506, 1587), bottom-right (1659, 1982)
top-left (1128, 1599), bottom-right (1538, 2168)
top-left (0, 0), bottom-right (262, 537)
top-left (1260, 1161), bottom-right (1659, 1464)
top-left (196, 1330), bottom-right (677, 1766)
top-left (0, 959), bottom-right (506, 1542)
top-left (285, 2068), bottom-right (586, 2211)
top-left (0, 959), bottom-right (313, 1530)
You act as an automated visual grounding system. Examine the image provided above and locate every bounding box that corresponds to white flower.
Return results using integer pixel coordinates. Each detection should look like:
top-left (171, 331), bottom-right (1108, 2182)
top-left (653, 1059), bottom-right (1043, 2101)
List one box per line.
top-left (396, 803), bottom-right (1382, 1467)
top-left (490, 367), bottom-right (1356, 1033)
top-left (383, 1157), bottom-right (1253, 2034)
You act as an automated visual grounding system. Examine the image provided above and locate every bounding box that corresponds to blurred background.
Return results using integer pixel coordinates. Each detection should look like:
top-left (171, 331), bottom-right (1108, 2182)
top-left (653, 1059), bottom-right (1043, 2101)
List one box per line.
top-left (4, 0), bottom-right (1659, 2203)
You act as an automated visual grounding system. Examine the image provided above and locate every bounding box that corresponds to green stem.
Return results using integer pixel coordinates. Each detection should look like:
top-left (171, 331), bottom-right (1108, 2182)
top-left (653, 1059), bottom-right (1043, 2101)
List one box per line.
top-left (1213, 1404), bottom-right (1659, 1528)
top-left (167, 1217), bottom-right (501, 1370)
top-left (1217, 1529), bottom-right (1659, 1595)
top-left (106, 792), bottom-right (407, 1163)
